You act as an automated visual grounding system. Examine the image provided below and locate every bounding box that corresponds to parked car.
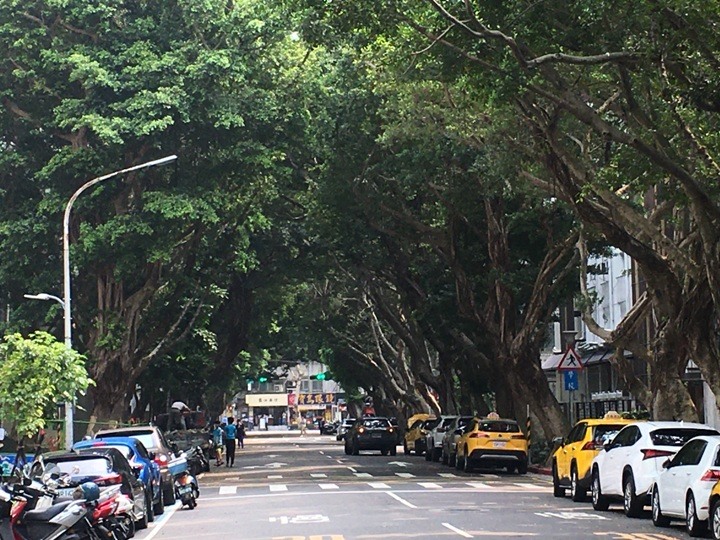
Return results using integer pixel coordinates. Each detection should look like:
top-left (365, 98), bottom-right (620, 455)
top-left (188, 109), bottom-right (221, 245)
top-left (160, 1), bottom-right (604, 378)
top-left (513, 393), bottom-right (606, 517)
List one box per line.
top-left (73, 436), bottom-right (165, 515)
top-left (31, 448), bottom-right (152, 530)
top-left (336, 418), bottom-right (356, 441)
top-left (344, 417), bottom-right (397, 456)
top-left (404, 416), bottom-right (437, 456)
top-left (95, 424), bottom-right (177, 505)
top-left (321, 421), bottom-right (339, 435)
top-left (552, 414), bottom-right (635, 501)
top-left (425, 416), bottom-right (458, 462)
top-left (455, 416), bottom-right (528, 473)
top-left (591, 421), bottom-right (719, 516)
top-left (441, 416), bottom-right (474, 467)
top-left (650, 435), bottom-right (720, 536)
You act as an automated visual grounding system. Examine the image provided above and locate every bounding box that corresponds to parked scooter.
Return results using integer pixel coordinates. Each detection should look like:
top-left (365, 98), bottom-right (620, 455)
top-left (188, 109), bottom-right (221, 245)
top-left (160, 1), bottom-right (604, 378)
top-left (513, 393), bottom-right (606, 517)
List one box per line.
top-left (0, 480), bottom-right (105, 540)
top-left (169, 454), bottom-right (198, 510)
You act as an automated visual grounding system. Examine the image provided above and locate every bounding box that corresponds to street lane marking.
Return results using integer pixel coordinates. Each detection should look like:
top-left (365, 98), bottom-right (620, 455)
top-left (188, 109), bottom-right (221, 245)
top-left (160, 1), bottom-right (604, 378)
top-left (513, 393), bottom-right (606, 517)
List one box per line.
top-left (438, 473), bottom-right (457, 478)
top-left (442, 522), bottom-right (473, 538)
top-left (268, 475), bottom-right (283, 479)
top-left (218, 486), bottom-right (237, 495)
top-left (466, 482), bottom-right (492, 489)
top-left (311, 473), bottom-right (327, 478)
top-left (354, 472), bottom-right (373, 478)
top-left (536, 511), bottom-right (609, 520)
top-left (514, 483), bottom-right (540, 489)
top-left (347, 467), bottom-right (357, 473)
top-left (418, 482), bottom-right (442, 489)
top-left (387, 491), bottom-right (417, 509)
top-left (318, 483), bottom-right (339, 490)
top-left (269, 484), bottom-right (288, 492)
top-left (395, 472), bottom-right (415, 478)
top-left (142, 502), bottom-right (180, 540)
top-left (368, 482), bottom-right (390, 489)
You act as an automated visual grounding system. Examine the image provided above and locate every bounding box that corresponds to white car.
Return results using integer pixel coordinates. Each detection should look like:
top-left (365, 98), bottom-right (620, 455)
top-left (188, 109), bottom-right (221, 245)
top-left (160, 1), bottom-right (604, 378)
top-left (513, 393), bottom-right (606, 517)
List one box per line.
top-left (425, 416), bottom-right (457, 462)
top-left (651, 435), bottom-right (720, 536)
top-left (591, 421), bottom-right (719, 517)
top-left (336, 418), bottom-right (356, 441)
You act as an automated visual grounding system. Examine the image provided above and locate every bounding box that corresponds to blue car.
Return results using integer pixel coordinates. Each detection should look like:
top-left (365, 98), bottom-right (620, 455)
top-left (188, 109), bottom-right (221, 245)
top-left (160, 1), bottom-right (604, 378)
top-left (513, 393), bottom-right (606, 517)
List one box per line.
top-left (73, 436), bottom-right (165, 515)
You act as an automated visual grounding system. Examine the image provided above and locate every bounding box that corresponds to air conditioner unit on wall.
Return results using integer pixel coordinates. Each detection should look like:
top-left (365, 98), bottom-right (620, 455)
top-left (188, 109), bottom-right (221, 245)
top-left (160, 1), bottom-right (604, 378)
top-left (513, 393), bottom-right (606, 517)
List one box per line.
top-left (273, 384), bottom-right (283, 392)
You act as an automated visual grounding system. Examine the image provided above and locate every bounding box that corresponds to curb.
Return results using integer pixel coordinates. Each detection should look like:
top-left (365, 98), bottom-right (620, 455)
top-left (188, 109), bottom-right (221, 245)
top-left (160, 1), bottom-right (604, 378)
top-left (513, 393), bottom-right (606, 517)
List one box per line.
top-left (529, 465), bottom-right (551, 476)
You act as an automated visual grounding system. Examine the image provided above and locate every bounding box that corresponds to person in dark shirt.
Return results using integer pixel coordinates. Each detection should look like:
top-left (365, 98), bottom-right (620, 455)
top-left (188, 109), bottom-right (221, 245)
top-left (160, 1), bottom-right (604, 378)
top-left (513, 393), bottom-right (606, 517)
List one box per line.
top-left (237, 421), bottom-right (246, 449)
top-left (224, 417), bottom-right (237, 467)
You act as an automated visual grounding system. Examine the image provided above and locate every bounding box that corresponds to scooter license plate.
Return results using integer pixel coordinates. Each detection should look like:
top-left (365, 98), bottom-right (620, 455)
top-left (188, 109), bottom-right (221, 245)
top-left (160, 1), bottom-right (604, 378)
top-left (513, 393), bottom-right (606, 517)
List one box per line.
top-left (178, 486), bottom-right (192, 495)
top-left (57, 487), bottom-right (76, 498)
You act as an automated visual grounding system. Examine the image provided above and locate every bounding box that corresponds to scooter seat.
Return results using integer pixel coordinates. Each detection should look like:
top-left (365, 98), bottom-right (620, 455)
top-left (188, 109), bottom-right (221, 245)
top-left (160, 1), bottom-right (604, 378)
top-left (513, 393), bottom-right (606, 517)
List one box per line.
top-left (23, 500), bottom-right (75, 522)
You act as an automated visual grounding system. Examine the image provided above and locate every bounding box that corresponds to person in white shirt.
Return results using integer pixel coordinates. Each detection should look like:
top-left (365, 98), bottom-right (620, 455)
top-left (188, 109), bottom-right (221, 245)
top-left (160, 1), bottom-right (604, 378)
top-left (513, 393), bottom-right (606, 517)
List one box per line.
top-left (170, 401), bottom-right (190, 430)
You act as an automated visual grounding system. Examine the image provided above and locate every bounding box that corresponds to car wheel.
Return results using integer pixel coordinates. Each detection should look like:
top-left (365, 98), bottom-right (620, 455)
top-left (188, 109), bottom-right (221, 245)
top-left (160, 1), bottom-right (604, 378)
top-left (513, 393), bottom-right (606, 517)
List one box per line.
top-left (652, 487), bottom-right (671, 527)
top-left (623, 474), bottom-right (643, 517)
top-left (449, 452), bottom-right (457, 468)
top-left (136, 493), bottom-right (150, 530)
top-left (455, 452), bottom-right (464, 471)
top-left (552, 462), bottom-right (565, 498)
top-left (153, 485), bottom-right (165, 516)
top-left (432, 448), bottom-right (441, 462)
top-left (569, 464), bottom-right (585, 502)
top-left (163, 479), bottom-right (176, 506)
top-left (390, 446), bottom-right (397, 456)
top-left (591, 469), bottom-right (610, 511)
top-left (517, 459), bottom-right (527, 475)
top-left (686, 493), bottom-right (707, 537)
top-left (381, 448), bottom-right (389, 456)
top-left (441, 450), bottom-right (449, 465)
top-left (711, 498), bottom-right (720, 540)
top-left (425, 442), bottom-right (432, 461)
top-left (403, 441), bottom-right (409, 455)
top-left (463, 453), bottom-right (473, 473)
top-left (352, 441), bottom-right (359, 456)
top-left (344, 442), bottom-right (351, 455)
top-left (506, 463), bottom-right (516, 474)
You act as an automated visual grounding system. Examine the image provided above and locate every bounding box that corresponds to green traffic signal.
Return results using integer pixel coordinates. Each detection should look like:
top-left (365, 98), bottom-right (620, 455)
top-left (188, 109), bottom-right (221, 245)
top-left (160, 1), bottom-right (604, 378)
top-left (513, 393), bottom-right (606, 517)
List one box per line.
top-left (258, 376), bottom-right (268, 383)
top-left (315, 372), bottom-right (326, 381)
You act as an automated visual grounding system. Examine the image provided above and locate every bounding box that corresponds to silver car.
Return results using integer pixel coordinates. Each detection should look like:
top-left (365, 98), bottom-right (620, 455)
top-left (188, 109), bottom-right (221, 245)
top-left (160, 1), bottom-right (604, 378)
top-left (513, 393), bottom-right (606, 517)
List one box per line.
top-left (425, 416), bottom-right (457, 462)
top-left (441, 416), bottom-right (474, 467)
top-left (336, 418), bottom-right (357, 441)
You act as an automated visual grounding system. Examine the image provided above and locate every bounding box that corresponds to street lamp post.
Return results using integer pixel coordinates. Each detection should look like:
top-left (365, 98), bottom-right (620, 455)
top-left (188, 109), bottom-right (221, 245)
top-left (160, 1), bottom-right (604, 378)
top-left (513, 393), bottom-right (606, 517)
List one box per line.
top-left (29, 154), bottom-right (178, 450)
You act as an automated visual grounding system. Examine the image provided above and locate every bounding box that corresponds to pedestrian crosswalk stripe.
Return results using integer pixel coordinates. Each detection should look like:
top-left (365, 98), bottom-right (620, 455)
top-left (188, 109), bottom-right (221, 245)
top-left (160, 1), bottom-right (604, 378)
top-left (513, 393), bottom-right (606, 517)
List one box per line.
top-left (418, 482), bottom-right (442, 489)
top-left (269, 485), bottom-right (288, 492)
top-left (311, 473), bottom-right (327, 478)
top-left (466, 482), bottom-right (492, 489)
top-left (268, 475), bottom-right (283, 479)
top-left (438, 473), bottom-right (457, 478)
top-left (513, 483), bottom-right (541, 489)
top-left (354, 472), bottom-right (373, 478)
top-left (368, 482), bottom-right (390, 489)
top-left (395, 473), bottom-right (415, 478)
top-left (218, 486), bottom-right (237, 495)
top-left (318, 483), bottom-right (339, 490)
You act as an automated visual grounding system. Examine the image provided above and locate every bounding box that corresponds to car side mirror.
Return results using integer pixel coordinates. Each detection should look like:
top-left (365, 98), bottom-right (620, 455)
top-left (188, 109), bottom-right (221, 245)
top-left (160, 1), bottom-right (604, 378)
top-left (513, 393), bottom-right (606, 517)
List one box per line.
top-left (662, 458), bottom-right (671, 469)
top-left (603, 441), bottom-right (615, 451)
top-left (132, 465), bottom-right (143, 477)
top-left (147, 451), bottom-right (156, 460)
top-left (552, 436), bottom-right (564, 446)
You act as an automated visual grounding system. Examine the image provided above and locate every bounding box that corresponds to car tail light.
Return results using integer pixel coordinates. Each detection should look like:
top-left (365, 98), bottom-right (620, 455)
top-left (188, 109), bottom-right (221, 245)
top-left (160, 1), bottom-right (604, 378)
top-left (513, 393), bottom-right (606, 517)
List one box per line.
top-left (641, 449), bottom-right (674, 460)
top-left (95, 473), bottom-right (123, 487)
top-left (154, 454), bottom-right (169, 467)
top-left (582, 441), bottom-right (600, 451)
top-left (701, 469), bottom-right (720, 482)
top-left (469, 433), bottom-right (490, 438)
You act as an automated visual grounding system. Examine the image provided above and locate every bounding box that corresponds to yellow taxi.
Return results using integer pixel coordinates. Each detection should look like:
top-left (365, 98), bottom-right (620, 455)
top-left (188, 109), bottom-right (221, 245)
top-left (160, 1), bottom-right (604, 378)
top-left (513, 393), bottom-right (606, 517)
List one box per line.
top-left (455, 414), bottom-right (528, 474)
top-left (403, 414), bottom-right (434, 456)
top-left (707, 480), bottom-right (720, 539)
top-left (552, 412), bottom-right (635, 501)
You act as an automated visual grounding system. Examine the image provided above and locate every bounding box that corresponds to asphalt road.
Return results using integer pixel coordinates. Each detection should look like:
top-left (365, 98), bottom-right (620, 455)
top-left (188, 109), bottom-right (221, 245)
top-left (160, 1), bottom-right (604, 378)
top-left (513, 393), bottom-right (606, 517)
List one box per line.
top-left (135, 432), bottom-right (689, 539)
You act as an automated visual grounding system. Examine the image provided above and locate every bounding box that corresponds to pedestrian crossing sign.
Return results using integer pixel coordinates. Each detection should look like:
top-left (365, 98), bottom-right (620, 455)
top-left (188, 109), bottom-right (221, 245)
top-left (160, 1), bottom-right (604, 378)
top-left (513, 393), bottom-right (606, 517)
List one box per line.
top-left (556, 345), bottom-right (583, 371)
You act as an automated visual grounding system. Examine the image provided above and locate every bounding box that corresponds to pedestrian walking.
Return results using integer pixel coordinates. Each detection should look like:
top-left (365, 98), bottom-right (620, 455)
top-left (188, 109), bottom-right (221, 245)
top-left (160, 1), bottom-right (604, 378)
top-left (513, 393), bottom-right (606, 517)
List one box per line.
top-left (212, 421), bottom-right (224, 466)
top-left (237, 421), bottom-right (246, 449)
top-left (224, 417), bottom-right (237, 467)
top-left (299, 416), bottom-right (307, 436)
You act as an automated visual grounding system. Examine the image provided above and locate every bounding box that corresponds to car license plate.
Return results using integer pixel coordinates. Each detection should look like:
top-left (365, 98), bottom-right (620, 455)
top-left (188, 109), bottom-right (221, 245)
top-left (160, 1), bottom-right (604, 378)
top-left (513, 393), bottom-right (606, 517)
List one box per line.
top-left (372, 433), bottom-right (382, 438)
top-left (492, 441), bottom-right (506, 448)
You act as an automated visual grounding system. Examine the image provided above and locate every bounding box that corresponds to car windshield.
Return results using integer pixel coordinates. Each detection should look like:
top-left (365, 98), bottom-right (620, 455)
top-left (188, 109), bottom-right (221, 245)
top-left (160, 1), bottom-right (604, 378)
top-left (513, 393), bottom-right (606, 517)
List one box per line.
top-left (48, 457), bottom-right (112, 477)
top-left (342, 419), bottom-right (355, 427)
top-left (97, 445), bottom-right (134, 461)
top-left (592, 424), bottom-right (626, 445)
top-left (440, 418), bottom-right (456, 428)
top-left (458, 417), bottom-right (473, 428)
top-left (425, 419), bottom-right (441, 430)
top-left (363, 418), bottom-right (390, 429)
top-left (650, 428), bottom-right (719, 447)
top-left (98, 431), bottom-right (156, 450)
top-left (478, 421), bottom-right (520, 433)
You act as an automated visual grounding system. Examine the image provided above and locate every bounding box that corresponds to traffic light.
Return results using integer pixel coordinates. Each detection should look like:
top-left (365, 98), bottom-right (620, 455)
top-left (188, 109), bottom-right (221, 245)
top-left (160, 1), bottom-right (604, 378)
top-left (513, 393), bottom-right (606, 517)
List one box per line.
top-left (315, 372), bottom-right (326, 381)
top-left (310, 371), bottom-right (331, 381)
top-left (258, 375), bottom-right (268, 383)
